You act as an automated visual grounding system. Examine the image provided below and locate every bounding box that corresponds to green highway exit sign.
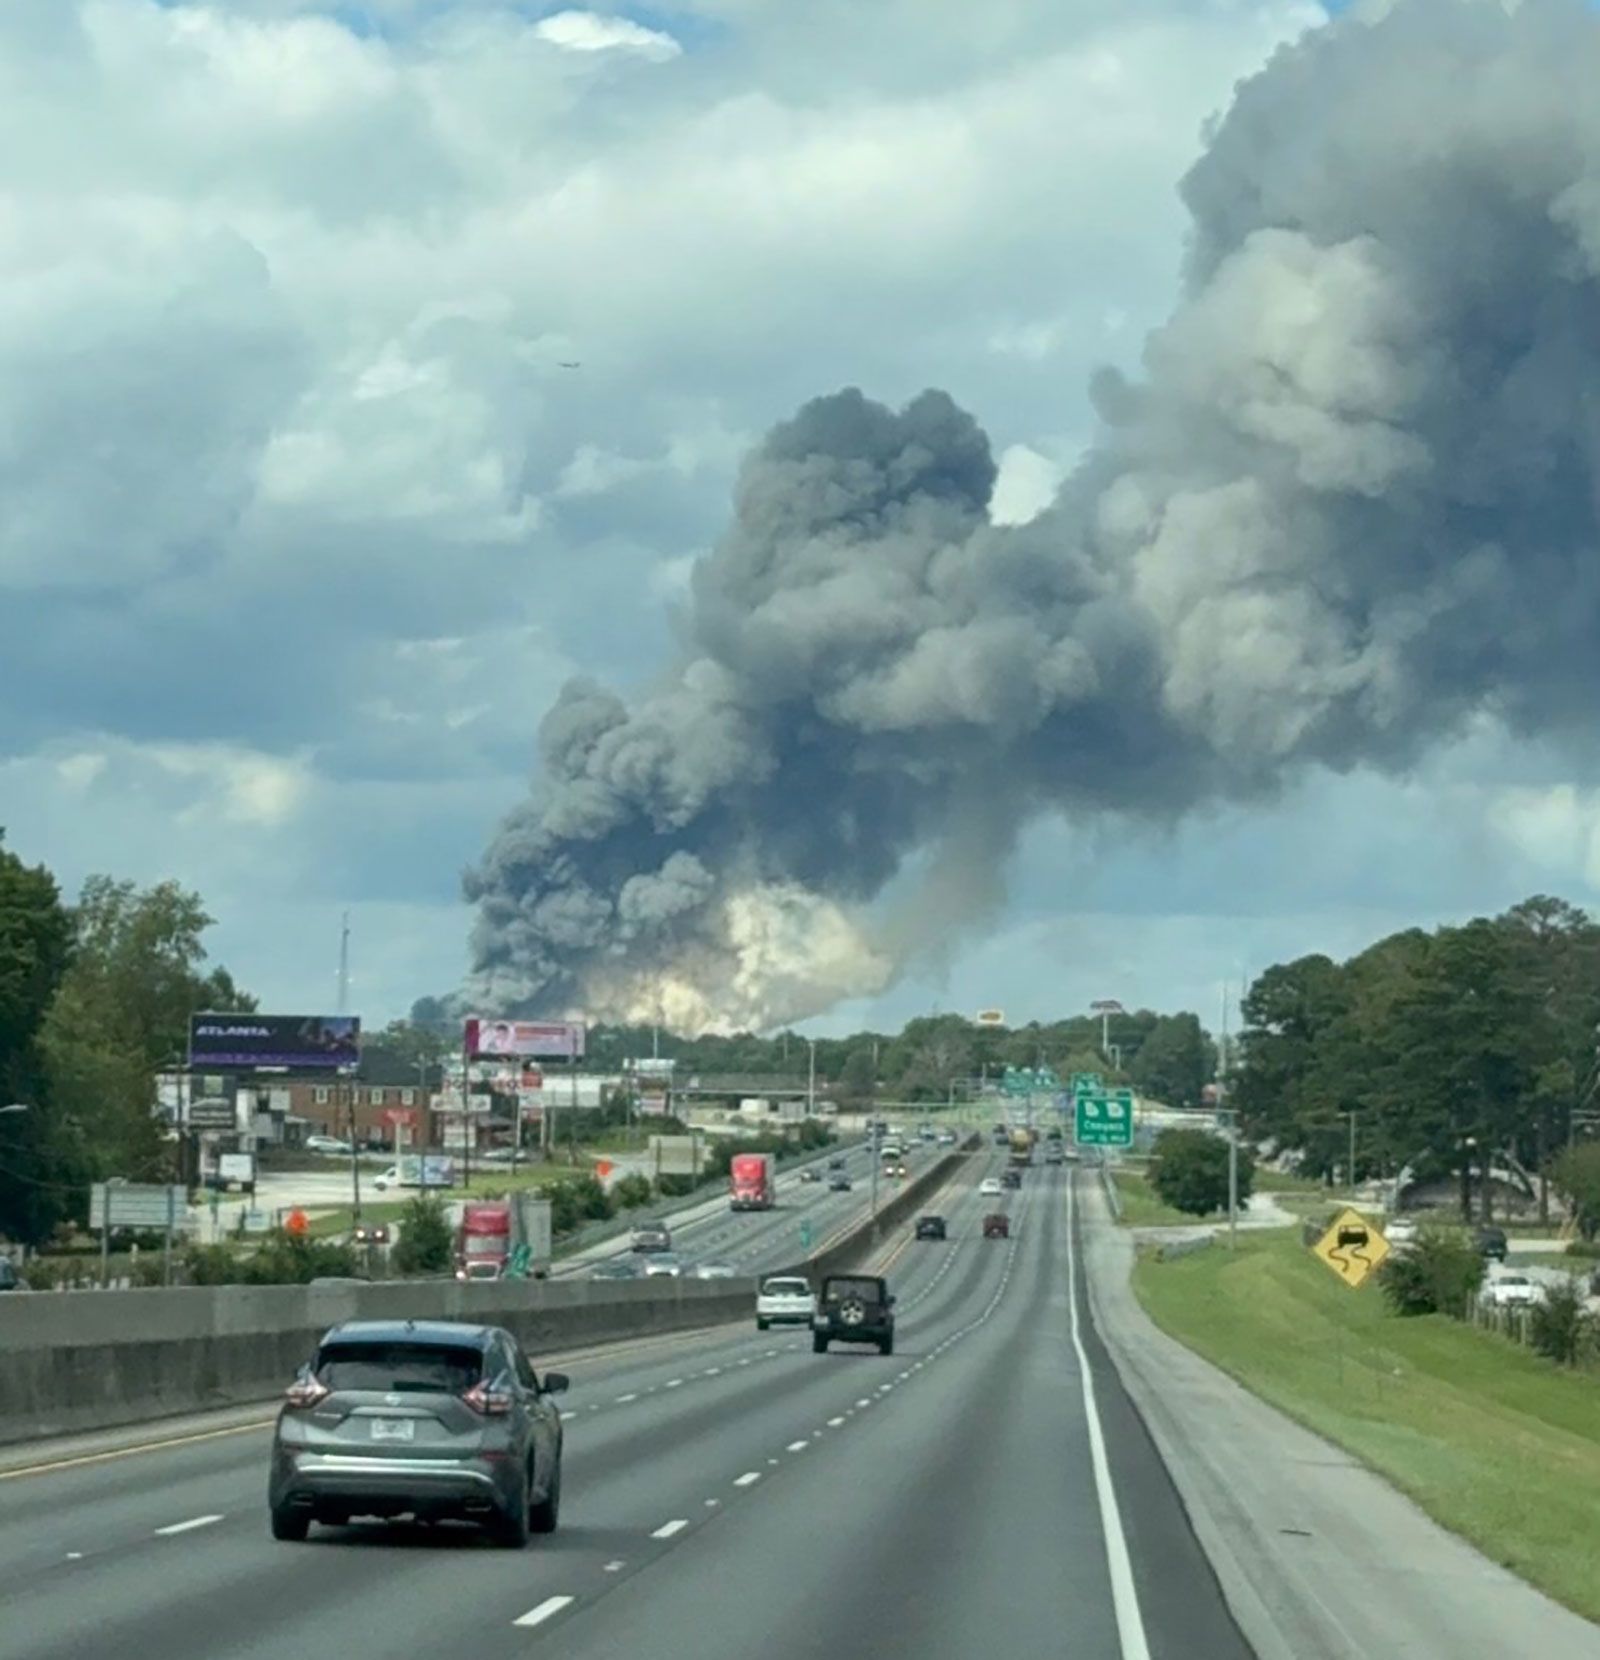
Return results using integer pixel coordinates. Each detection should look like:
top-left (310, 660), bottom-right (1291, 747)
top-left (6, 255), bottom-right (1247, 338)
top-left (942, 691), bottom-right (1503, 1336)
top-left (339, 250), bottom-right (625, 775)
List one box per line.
top-left (1075, 1092), bottom-right (1133, 1147)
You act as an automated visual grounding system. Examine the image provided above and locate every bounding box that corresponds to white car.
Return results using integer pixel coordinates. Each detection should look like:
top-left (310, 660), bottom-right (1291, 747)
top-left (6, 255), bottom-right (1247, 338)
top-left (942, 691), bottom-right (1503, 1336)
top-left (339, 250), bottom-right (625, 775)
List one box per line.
top-left (641, 1254), bottom-right (684, 1279)
top-left (372, 1165), bottom-right (401, 1191)
top-left (756, 1274), bottom-right (816, 1330)
top-left (1385, 1217), bottom-right (1419, 1247)
top-left (979, 1176), bottom-right (1003, 1197)
top-left (1484, 1273), bottom-right (1542, 1308)
top-left (304, 1134), bottom-right (353, 1156)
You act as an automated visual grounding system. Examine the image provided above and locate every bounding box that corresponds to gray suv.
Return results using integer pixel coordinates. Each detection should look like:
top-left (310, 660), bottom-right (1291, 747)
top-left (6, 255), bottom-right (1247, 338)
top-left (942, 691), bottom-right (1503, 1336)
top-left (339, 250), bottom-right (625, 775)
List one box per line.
top-left (269, 1319), bottom-right (566, 1547)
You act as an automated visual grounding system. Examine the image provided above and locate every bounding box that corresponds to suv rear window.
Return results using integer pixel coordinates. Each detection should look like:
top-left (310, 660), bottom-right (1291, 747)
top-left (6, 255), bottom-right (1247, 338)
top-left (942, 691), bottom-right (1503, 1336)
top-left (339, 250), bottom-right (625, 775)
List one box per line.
top-left (315, 1341), bottom-right (484, 1393)
top-left (824, 1277), bottom-right (882, 1301)
top-left (762, 1278), bottom-right (809, 1296)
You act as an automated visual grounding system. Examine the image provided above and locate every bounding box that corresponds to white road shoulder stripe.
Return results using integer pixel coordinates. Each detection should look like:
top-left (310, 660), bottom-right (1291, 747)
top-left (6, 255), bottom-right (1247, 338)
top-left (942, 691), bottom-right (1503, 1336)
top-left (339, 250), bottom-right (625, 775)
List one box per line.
top-left (1066, 1175), bottom-right (1152, 1660)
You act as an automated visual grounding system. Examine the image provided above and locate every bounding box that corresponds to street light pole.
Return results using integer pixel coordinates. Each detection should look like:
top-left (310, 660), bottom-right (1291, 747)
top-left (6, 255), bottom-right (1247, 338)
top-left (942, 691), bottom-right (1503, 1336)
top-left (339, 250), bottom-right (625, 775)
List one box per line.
top-left (1226, 1107), bottom-right (1238, 1250)
top-left (1348, 1111), bottom-right (1357, 1193)
top-left (807, 1040), bottom-right (816, 1117)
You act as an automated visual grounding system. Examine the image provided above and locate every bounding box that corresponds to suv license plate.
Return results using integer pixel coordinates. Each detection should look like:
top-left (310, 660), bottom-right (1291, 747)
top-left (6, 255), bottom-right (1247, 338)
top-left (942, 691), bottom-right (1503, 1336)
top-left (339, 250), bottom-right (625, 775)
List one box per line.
top-left (371, 1418), bottom-right (415, 1442)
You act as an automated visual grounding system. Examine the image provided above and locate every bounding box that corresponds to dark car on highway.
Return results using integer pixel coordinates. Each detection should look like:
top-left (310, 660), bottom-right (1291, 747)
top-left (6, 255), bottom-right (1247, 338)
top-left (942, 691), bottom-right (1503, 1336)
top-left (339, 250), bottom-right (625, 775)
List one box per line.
top-left (589, 1258), bottom-right (639, 1281)
top-left (983, 1213), bottom-right (1010, 1239)
top-left (829, 1173), bottom-right (853, 1191)
top-left (812, 1274), bottom-right (895, 1355)
top-left (630, 1222), bottom-right (673, 1254)
top-left (268, 1320), bottom-right (567, 1547)
top-left (1001, 1168), bottom-right (1022, 1189)
top-left (914, 1215), bottom-right (947, 1241)
top-left (1475, 1225), bottom-right (1509, 1262)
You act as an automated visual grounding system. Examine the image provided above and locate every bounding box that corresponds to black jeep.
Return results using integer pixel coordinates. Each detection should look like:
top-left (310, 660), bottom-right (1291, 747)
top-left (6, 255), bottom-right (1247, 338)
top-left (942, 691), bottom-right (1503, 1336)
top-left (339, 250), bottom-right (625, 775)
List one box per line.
top-left (812, 1274), bottom-right (896, 1355)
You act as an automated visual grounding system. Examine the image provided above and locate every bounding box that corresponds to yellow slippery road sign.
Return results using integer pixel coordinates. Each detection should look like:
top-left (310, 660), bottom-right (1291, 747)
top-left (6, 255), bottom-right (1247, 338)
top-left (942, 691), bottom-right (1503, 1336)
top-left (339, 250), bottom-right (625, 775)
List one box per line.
top-left (1311, 1207), bottom-right (1390, 1289)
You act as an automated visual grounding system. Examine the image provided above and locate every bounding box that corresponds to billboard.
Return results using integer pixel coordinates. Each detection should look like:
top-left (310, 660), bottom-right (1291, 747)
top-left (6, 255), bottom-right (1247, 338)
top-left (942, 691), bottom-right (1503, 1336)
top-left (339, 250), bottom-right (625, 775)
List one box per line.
top-left (188, 1014), bottom-right (360, 1071)
top-left (465, 1017), bottom-right (585, 1061)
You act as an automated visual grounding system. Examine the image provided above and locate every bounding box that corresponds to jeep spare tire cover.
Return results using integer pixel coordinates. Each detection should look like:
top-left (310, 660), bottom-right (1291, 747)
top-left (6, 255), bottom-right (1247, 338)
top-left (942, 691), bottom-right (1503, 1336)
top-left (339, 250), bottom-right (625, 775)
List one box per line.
top-left (838, 1297), bottom-right (867, 1326)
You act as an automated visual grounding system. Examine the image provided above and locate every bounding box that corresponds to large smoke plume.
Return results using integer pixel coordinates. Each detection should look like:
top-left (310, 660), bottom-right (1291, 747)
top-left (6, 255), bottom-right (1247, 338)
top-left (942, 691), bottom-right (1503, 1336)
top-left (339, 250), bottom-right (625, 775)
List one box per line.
top-left (461, 0), bottom-right (1600, 1032)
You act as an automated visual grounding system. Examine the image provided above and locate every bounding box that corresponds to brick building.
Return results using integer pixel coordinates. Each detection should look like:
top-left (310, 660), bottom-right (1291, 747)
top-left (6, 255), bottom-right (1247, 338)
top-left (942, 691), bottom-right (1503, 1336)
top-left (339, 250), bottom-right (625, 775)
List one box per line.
top-left (289, 1053), bottom-right (445, 1150)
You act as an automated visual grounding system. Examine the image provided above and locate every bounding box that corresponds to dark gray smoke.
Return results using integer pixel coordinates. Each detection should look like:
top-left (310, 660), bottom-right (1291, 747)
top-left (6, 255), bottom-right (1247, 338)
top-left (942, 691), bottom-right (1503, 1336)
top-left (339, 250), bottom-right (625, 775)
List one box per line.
top-left (461, 0), bottom-right (1600, 1031)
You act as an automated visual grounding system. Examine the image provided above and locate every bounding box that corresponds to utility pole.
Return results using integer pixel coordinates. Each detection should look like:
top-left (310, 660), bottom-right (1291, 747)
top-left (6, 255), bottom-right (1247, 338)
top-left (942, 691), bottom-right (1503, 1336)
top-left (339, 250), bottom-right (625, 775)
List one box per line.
top-left (807, 1039), bottom-right (816, 1117)
top-left (1227, 1109), bottom-right (1238, 1250)
top-left (1348, 1111), bottom-right (1358, 1193)
top-left (336, 911), bottom-right (351, 1015)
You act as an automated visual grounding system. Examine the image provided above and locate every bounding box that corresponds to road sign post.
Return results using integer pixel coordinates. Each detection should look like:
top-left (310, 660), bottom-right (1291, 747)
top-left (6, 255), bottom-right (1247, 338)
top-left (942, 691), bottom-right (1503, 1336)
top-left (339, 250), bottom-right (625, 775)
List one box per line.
top-left (1310, 1208), bottom-right (1390, 1289)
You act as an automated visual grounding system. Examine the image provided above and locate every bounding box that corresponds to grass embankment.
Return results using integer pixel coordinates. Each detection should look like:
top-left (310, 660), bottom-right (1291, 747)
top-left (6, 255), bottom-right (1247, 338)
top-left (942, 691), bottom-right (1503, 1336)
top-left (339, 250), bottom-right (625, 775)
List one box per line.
top-left (1111, 1169), bottom-right (1196, 1227)
top-left (1133, 1232), bottom-right (1600, 1624)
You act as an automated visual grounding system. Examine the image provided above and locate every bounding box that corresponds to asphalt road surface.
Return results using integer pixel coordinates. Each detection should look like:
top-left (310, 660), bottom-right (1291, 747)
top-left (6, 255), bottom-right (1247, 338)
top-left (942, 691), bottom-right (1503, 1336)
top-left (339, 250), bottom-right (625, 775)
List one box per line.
top-left (560, 1138), bottom-right (921, 1277)
top-left (0, 1162), bottom-right (1254, 1660)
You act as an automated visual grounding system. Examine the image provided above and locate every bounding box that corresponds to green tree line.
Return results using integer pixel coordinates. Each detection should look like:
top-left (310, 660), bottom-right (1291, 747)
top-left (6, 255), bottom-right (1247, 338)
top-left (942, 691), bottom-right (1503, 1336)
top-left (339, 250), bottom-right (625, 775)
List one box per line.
top-left (0, 833), bottom-right (253, 1248)
top-left (1233, 896), bottom-right (1600, 1220)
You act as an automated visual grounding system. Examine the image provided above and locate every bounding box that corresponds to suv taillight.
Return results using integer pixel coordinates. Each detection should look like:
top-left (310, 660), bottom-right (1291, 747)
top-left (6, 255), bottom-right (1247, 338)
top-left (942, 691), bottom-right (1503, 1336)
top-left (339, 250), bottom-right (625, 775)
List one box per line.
top-left (463, 1381), bottom-right (513, 1416)
top-left (285, 1376), bottom-right (329, 1409)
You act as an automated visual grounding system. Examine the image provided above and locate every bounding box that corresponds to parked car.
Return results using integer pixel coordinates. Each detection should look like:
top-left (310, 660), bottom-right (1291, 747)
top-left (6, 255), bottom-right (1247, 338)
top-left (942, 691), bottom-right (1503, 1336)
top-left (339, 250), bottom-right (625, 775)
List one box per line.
top-left (1475, 1226), bottom-right (1509, 1262)
top-left (268, 1319), bottom-right (566, 1545)
top-left (304, 1135), bottom-right (353, 1156)
top-left (811, 1274), bottom-right (895, 1355)
top-left (914, 1215), bottom-right (947, 1241)
top-left (757, 1275), bottom-right (816, 1330)
top-left (983, 1213), bottom-right (1010, 1239)
top-left (0, 1259), bottom-right (28, 1293)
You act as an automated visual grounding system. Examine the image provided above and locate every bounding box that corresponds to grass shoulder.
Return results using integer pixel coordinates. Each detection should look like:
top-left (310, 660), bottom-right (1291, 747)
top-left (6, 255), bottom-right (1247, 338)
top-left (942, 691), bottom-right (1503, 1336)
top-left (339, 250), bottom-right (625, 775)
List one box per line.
top-left (1132, 1231), bottom-right (1600, 1623)
top-left (1111, 1169), bottom-right (1198, 1227)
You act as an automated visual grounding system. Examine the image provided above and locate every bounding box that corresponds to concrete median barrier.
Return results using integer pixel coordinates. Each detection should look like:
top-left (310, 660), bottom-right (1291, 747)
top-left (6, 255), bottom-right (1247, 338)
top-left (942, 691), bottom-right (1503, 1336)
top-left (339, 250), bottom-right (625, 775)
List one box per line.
top-left (0, 1275), bottom-right (755, 1446)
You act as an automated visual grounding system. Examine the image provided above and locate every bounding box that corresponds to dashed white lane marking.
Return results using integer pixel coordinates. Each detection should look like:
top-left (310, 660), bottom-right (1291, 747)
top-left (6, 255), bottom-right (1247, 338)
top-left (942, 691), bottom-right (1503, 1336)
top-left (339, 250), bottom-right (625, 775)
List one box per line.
top-left (855, 1397), bottom-right (871, 1408)
top-left (705, 1499), bottom-right (721, 1508)
top-left (154, 1514), bottom-right (223, 1537)
top-left (65, 1552), bottom-right (83, 1561)
top-left (514, 1596), bottom-right (576, 1628)
top-left (560, 1410), bottom-right (577, 1421)
top-left (764, 1349), bottom-right (777, 1357)
top-left (705, 1367), bottom-right (721, 1376)
top-left (827, 1415), bottom-right (846, 1427)
top-left (666, 1378), bottom-right (683, 1389)
top-left (603, 1560), bottom-right (626, 1572)
top-left (615, 1393), bottom-right (638, 1403)
top-left (738, 1358), bottom-right (752, 1366)
top-left (734, 1471), bottom-right (761, 1487)
top-left (652, 1519), bottom-right (690, 1539)
top-left (786, 1440), bottom-right (810, 1453)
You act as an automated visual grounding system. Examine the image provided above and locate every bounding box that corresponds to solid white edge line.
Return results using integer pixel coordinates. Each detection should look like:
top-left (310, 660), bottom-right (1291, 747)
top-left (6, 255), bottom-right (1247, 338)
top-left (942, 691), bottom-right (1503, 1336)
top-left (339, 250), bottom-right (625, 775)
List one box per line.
top-left (153, 1514), bottom-right (223, 1537)
top-left (514, 1595), bottom-right (576, 1628)
top-left (1066, 1174), bottom-right (1152, 1660)
top-left (651, 1518), bottom-right (690, 1539)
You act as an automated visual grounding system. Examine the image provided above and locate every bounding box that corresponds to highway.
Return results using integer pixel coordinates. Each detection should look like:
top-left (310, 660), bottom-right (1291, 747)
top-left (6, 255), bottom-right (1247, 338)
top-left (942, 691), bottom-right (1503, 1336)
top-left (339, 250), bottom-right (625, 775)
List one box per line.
top-left (556, 1136), bottom-right (920, 1277)
top-left (0, 1160), bottom-right (1253, 1660)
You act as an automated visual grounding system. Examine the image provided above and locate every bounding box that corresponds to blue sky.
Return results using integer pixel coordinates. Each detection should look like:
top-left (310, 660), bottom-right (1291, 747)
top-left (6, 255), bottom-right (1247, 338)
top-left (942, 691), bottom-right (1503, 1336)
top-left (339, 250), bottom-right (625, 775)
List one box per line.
top-left (7, 0), bottom-right (1592, 1035)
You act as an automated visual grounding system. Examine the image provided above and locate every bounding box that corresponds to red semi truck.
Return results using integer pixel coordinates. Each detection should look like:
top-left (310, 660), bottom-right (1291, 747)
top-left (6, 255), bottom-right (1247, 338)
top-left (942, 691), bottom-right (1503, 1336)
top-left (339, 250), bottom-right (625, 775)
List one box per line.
top-left (729, 1152), bottom-right (776, 1211)
top-left (454, 1200), bottom-right (512, 1280)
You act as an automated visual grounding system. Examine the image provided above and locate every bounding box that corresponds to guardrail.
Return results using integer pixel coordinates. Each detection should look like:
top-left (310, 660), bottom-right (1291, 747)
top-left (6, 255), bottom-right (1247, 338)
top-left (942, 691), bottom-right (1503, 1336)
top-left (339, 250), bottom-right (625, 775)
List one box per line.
top-left (1098, 1157), bottom-right (1124, 1223)
top-left (0, 1275), bottom-right (757, 1447)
